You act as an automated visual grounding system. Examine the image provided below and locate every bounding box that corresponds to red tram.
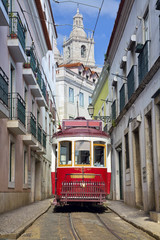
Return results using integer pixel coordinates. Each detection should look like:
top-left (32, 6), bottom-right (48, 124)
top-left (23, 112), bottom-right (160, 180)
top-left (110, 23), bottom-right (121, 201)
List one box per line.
top-left (52, 117), bottom-right (111, 205)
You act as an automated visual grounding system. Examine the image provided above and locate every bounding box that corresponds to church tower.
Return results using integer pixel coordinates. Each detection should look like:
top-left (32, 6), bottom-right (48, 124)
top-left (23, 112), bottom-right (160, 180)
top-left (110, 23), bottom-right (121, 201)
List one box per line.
top-left (62, 7), bottom-right (95, 67)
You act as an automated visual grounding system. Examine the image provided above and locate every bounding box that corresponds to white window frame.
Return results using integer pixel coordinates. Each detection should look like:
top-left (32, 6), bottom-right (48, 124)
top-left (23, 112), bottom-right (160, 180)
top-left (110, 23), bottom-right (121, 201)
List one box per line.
top-left (69, 87), bottom-right (74, 103)
top-left (79, 92), bottom-right (84, 107)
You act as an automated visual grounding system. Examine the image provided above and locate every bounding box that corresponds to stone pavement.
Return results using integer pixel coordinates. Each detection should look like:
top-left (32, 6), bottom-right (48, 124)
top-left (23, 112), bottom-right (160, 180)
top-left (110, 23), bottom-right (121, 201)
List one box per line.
top-left (106, 200), bottom-right (160, 240)
top-left (0, 199), bottom-right (160, 239)
top-left (0, 199), bottom-right (51, 239)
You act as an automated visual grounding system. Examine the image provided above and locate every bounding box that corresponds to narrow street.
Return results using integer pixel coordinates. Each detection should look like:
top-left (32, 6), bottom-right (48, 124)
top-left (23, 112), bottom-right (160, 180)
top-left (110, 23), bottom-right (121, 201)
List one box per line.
top-left (18, 205), bottom-right (155, 240)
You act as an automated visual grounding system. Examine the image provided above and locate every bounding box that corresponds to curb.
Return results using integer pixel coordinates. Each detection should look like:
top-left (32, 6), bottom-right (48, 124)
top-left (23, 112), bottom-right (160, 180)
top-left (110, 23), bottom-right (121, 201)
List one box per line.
top-left (106, 205), bottom-right (160, 240)
top-left (0, 203), bottom-right (51, 239)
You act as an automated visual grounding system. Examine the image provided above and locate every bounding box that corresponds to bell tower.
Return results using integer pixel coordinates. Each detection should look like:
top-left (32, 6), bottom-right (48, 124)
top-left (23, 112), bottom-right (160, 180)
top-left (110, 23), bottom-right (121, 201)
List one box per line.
top-left (63, 7), bottom-right (95, 67)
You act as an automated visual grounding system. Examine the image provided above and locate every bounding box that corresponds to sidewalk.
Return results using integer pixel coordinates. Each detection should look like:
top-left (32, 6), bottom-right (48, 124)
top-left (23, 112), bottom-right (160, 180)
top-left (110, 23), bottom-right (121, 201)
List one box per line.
top-left (106, 200), bottom-right (160, 240)
top-left (0, 199), bottom-right (160, 239)
top-left (0, 199), bottom-right (51, 239)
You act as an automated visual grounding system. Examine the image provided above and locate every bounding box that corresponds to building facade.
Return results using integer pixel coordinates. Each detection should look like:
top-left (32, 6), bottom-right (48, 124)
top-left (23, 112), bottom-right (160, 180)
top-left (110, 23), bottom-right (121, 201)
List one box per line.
top-left (55, 8), bottom-right (100, 123)
top-left (0, 0), bottom-right (57, 213)
top-left (103, 0), bottom-right (160, 221)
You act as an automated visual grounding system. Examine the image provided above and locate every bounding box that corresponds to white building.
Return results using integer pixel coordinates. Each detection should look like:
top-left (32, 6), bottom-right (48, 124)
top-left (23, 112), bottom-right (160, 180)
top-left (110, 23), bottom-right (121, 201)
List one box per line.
top-left (0, 0), bottom-right (57, 213)
top-left (55, 8), bottom-right (100, 123)
top-left (106, 0), bottom-right (160, 221)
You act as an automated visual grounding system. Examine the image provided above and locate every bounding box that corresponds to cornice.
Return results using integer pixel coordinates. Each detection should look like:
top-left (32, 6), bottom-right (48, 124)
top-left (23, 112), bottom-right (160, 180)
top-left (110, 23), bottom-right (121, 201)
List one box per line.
top-left (106, 0), bottom-right (135, 64)
top-left (35, 0), bottom-right (52, 50)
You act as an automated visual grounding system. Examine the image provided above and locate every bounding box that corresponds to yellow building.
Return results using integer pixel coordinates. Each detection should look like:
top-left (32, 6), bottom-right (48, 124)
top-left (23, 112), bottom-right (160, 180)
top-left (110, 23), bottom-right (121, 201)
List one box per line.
top-left (91, 63), bottom-right (110, 131)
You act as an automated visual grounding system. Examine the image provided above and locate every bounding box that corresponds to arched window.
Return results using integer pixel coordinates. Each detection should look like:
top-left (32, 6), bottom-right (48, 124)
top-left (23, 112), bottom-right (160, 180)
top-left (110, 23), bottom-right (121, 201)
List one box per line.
top-left (81, 45), bottom-right (86, 58)
top-left (67, 47), bottom-right (70, 58)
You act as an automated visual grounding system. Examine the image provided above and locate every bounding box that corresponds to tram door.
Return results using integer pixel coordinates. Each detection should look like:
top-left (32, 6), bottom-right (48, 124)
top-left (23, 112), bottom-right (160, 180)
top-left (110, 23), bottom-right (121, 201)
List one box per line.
top-left (117, 146), bottom-right (123, 200)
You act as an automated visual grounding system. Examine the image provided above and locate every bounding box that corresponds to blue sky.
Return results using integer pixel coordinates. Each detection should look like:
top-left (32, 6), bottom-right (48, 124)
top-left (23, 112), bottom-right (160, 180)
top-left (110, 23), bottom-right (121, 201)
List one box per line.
top-left (51, 0), bottom-right (120, 67)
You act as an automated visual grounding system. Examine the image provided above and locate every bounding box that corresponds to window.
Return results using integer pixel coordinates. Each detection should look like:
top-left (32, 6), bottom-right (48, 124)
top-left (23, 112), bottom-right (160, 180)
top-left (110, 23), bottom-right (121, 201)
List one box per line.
top-left (94, 143), bottom-right (105, 167)
top-left (8, 135), bottom-right (16, 188)
top-left (81, 45), bottom-right (86, 58)
top-left (24, 149), bottom-right (28, 185)
top-left (75, 141), bottom-right (90, 165)
top-left (69, 87), bottom-right (74, 103)
top-left (79, 92), bottom-right (84, 107)
top-left (67, 47), bottom-right (70, 58)
top-left (89, 96), bottom-right (92, 105)
top-left (125, 133), bottom-right (130, 169)
top-left (59, 141), bottom-right (72, 165)
top-left (9, 140), bottom-right (15, 188)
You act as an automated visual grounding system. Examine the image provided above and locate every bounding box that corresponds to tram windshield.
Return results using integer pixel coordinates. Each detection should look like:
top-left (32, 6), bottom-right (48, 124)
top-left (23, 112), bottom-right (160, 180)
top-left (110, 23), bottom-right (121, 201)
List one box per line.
top-left (59, 141), bottom-right (72, 165)
top-left (75, 140), bottom-right (90, 165)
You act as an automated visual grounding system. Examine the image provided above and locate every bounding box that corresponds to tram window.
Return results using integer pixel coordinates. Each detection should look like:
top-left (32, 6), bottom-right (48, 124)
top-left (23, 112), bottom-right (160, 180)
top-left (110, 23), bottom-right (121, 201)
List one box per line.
top-left (59, 141), bottom-right (72, 165)
top-left (75, 141), bottom-right (90, 165)
top-left (94, 145), bottom-right (105, 167)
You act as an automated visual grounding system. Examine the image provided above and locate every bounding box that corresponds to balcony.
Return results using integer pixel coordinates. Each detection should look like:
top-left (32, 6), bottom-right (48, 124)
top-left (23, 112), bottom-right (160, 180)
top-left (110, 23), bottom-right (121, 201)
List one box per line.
top-left (120, 84), bottom-right (125, 112)
top-left (0, 67), bottom-right (9, 118)
top-left (138, 41), bottom-right (150, 84)
top-left (49, 99), bottom-right (56, 121)
top-left (30, 123), bottom-right (46, 154)
top-left (30, 67), bottom-right (47, 107)
top-left (0, 0), bottom-right (9, 26)
top-left (127, 65), bottom-right (136, 101)
top-left (7, 12), bottom-right (26, 62)
top-left (22, 113), bottom-right (37, 145)
top-left (7, 93), bottom-right (26, 135)
top-left (23, 47), bottom-right (37, 85)
top-left (37, 123), bottom-right (42, 144)
top-left (43, 130), bottom-right (46, 149)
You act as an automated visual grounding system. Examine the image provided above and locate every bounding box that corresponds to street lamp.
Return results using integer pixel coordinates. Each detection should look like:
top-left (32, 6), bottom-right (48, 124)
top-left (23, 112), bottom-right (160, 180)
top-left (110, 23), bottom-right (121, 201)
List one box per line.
top-left (87, 103), bottom-right (111, 123)
top-left (87, 103), bottom-right (94, 118)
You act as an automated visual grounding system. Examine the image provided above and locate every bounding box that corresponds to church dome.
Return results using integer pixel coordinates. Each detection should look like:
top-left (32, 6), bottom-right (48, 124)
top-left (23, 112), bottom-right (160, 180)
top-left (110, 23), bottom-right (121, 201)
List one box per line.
top-left (70, 28), bottom-right (87, 38)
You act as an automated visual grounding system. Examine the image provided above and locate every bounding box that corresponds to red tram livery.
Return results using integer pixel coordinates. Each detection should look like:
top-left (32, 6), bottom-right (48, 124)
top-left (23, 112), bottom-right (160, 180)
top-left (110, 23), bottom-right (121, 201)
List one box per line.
top-left (52, 117), bottom-right (111, 205)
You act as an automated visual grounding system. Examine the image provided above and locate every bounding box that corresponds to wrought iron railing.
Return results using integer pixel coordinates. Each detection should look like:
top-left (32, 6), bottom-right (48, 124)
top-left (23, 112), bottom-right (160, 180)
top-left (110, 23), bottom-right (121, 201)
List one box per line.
top-left (9, 12), bottom-right (26, 50)
top-left (138, 40), bottom-right (150, 84)
top-left (37, 123), bottom-right (42, 144)
top-left (120, 84), bottom-right (125, 112)
top-left (41, 79), bottom-right (46, 100)
top-left (43, 130), bottom-right (46, 149)
top-left (30, 113), bottom-right (36, 138)
top-left (2, 0), bottom-right (8, 13)
top-left (0, 67), bottom-right (8, 107)
top-left (111, 100), bottom-right (116, 121)
top-left (8, 92), bottom-right (26, 126)
top-left (36, 67), bottom-right (42, 89)
top-left (127, 65), bottom-right (136, 100)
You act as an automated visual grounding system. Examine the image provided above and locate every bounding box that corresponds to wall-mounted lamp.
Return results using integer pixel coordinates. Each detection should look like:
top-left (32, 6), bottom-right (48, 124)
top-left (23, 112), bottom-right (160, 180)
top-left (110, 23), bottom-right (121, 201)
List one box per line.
top-left (87, 103), bottom-right (111, 122)
top-left (112, 73), bottom-right (127, 81)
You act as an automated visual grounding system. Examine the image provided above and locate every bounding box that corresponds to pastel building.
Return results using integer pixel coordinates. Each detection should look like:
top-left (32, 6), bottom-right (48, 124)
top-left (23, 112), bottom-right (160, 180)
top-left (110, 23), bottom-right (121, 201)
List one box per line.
top-left (103, 0), bottom-right (160, 221)
top-left (0, 0), bottom-right (57, 213)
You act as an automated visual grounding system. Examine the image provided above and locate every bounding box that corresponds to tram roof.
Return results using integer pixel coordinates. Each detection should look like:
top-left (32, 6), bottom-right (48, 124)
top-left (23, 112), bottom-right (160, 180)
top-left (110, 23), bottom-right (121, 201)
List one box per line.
top-left (53, 118), bottom-right (109, 139)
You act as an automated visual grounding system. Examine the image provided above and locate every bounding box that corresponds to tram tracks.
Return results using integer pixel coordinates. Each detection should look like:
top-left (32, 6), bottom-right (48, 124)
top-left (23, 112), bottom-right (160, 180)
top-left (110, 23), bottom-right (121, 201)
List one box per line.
top-left (68, 210), bottom-right (123, 240)
top-left (96, 213), bottom-right (123, 240)
top-left (69, 213), bottom-right (81, 240)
